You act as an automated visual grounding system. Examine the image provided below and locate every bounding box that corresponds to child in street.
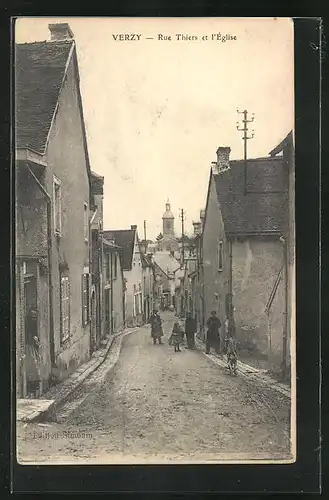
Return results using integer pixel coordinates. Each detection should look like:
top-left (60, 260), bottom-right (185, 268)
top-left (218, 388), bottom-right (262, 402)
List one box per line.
top-left (170, 321), bottom-right (184, 352)
top-left (226, 335), bottom-right (238, 374)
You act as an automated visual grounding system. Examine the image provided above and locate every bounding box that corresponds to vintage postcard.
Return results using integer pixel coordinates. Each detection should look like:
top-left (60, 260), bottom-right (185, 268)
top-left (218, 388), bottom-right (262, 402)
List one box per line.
top-left (14, 17), bottom-right (295, 464)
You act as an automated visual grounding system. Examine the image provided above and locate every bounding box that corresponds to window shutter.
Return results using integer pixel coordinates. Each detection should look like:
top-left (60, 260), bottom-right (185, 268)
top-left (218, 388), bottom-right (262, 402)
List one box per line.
top-left (60, 277), bottom-right (65, 341)
top-left (82, 273), bottom-right (90, 326)
top-left (82, 273), bottom-right (87, 325)
top-left (114, 254), bottom-right (117, 279)
top-left (87, 273), bottom-right (90, 322)
top-left (218, 241), bottom-right (223, 270)
top-left (58, 185), bottom-right (62, 234)
top-left (60, 275), bottom-right (70, 342)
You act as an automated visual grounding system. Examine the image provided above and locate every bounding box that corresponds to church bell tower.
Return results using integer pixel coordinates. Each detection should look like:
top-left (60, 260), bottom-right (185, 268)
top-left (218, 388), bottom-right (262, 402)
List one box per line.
top-left (162, 199), bottom-right (174, 238)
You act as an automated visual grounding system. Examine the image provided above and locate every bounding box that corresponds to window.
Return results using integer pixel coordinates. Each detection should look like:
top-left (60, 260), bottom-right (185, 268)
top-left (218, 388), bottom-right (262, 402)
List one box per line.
top-left (138, 282), bottom-right (143, 313)
top-left (53, 176), bottom-right (61, 236)
top-left (218, 241), bottom-right (223, 271)
top-left (60, 275), bottom-right (70, 343)
top-left (105, 254), bottom-right (110, 282)
top-left (133, 284), bottom-right (142, 316)
top-left (82, 273), bottom-right (90, 326)
top-left (113, 253), bottom-right (117, 280)
top-left (133, 284), bottom-right (137, 316)
top-left (104, 289), bottom-right (110, 333)
top-left (84, 202), bottom-right (89, 242)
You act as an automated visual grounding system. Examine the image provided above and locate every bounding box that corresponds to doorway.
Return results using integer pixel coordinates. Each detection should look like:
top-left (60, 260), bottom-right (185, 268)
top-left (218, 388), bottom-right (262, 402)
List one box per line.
top-left (104, 288), bottom-right (110, 336)
top-left (90, 288), bottom-right (97, 353)
top-left (23, 266), bottom-right (40, 397)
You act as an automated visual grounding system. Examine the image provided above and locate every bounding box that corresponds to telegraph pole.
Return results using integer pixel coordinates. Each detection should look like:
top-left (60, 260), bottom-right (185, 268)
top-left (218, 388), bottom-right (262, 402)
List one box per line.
top-left (179, 209), bottom-right (186, 265)
top-left (236, 109), bottom-right (255, 195)
top-left (143, 220), bottom-right (147, 242)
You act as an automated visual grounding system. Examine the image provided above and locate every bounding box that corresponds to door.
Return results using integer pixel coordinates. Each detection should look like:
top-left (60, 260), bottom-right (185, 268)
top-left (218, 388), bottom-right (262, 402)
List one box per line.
top-left (24, 270), bottom-right (39, 397)
top-left (104, 289), bottom-right (110, 336)
top-left (90, 288), bottom-right (97, 353)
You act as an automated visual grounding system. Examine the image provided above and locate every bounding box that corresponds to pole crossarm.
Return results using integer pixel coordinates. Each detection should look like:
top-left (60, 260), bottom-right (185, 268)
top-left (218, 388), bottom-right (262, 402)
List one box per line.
top-left (236, 108), bottom-right (256, 195)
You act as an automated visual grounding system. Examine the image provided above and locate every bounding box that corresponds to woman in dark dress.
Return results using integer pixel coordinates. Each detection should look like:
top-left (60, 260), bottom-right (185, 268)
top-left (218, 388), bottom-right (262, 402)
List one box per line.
top-left (185, 313), bottom-right (197, 349)
top-left (205, 310), bottom-right (222, 354)
top-left (150, 310), bottom-right (164, 344)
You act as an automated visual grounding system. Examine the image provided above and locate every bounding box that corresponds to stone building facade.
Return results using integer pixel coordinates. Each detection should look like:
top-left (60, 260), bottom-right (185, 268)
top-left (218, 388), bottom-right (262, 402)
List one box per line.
top-left (200, 144), bottom-right (290, 374)
top-left (15, 23), bottom-right (95, 395)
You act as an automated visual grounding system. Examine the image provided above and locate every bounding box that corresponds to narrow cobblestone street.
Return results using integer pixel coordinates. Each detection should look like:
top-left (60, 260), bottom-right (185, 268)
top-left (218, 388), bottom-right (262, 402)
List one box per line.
top-left (17, 313), bottom-right (292, 464)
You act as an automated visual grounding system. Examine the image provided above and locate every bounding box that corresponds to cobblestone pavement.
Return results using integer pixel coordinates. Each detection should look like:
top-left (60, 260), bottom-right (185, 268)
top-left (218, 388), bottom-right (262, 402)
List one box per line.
top-left (17, 313), bottom-right (292, 464)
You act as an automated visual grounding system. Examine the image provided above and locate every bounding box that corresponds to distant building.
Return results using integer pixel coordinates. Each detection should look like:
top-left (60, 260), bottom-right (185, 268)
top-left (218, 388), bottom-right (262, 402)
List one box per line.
top-left (152, 251), bottom-right (181, 310)
top-left (103, 226), bottom-right (144, 327)
top-left (102, 238), bottom-right (125, 334)
top-left (140, 251), bottom-right (155, 322)
top-left (156, 200), bottom-right (180, 253)
top-left (90, 171), bottom-right (105, 352)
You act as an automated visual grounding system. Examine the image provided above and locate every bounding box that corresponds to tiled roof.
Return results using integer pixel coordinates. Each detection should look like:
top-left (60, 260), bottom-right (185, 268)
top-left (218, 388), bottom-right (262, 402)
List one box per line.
top-left (91, 170), bottom-right (104, 195)
top-left (269, 131), bottom-right (293, 156)
top-left (141, 253), bottom-right (153, 267)
top-left (103, 230), bottom-right (136, 270)
top-left (153, 251), bottom-right (181, 276)
top-left (102, 238), bottom-right (121, 250)
top-left (15, 40), bottom-right (73, 152)
top-left (214, 157), bottom-right (288, 235)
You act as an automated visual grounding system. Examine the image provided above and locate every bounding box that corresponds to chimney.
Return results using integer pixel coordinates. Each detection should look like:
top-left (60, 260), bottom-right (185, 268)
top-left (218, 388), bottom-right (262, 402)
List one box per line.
top-left (211, 161), bottom-right (219, 175)
top-left (192, 221), bottom-right (202, 236)
top-left (49, 23), bottom-right (74, 41)
top-left (131, 224), bottom-right (137, 231)
top-left (216, 147), bottom-right (231, 173)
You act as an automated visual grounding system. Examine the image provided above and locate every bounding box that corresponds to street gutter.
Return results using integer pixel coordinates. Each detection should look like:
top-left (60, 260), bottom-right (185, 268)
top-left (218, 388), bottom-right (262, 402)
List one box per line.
top-left (17, 327), bottom-right (139, 423)
top-left (195, 338), bottom-right (291, 399)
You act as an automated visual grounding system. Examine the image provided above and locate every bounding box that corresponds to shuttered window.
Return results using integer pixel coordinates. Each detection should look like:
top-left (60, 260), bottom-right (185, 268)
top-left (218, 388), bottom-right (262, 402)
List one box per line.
top-left (82, 273), bottom-right (90, 326)
top-left (60, 275), bottom-right (70, 343)
top-left (105, 254), bottom-right (110, 282)
top-left (113, 253), bottom-right (118, 279)
top-left (218, 241), bottom-right (223, 271)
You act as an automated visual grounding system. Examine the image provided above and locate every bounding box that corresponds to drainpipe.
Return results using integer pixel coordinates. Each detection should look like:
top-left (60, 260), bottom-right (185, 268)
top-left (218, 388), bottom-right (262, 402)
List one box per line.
top-left (99, 230), bottom-right (104, 340)
top-left (24, 164), bottom-right (55, 366)
top-left (228, 238), bottom-right (235, 338)
top-left (90, 208), bottom-right (97, 226)
top-left (122, 272), bottom-right (126, 328)
top-left (280, 234), bottom-right (288, 378)
top-left (110, 252), bottom-right (114, 334)
top-left (200, 239), bottom-right (205, 340)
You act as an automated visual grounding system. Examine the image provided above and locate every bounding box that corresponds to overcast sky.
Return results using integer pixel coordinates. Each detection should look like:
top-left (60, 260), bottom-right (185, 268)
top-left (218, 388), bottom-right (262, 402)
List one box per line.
top-left (15, 17), bottom-right (294, 240)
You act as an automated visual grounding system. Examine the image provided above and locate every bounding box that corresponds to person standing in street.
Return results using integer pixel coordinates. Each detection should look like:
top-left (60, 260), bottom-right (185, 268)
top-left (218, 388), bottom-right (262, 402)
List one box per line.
top-left (150, 309), bottom-right (164, 344)
top-left (170, 321), bottom-right (184, 352)
top-left (185, 312), bottom-right (197, 349)
top-left (205, 310), bottom-right (222, 354)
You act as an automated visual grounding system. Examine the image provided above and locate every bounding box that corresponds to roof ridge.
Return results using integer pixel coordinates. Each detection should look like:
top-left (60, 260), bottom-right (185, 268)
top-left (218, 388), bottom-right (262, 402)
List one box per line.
top-left (229, 156), bottom-right (283, 163)
top-left (104, 229), bottom-right (135, 233)
top-left (16, 40), bottom-right (73, 46)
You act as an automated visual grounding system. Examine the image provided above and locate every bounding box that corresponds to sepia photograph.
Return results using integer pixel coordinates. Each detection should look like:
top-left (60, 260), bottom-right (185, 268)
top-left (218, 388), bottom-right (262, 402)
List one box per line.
top-left (14, 17), bottom-right (295, 464)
